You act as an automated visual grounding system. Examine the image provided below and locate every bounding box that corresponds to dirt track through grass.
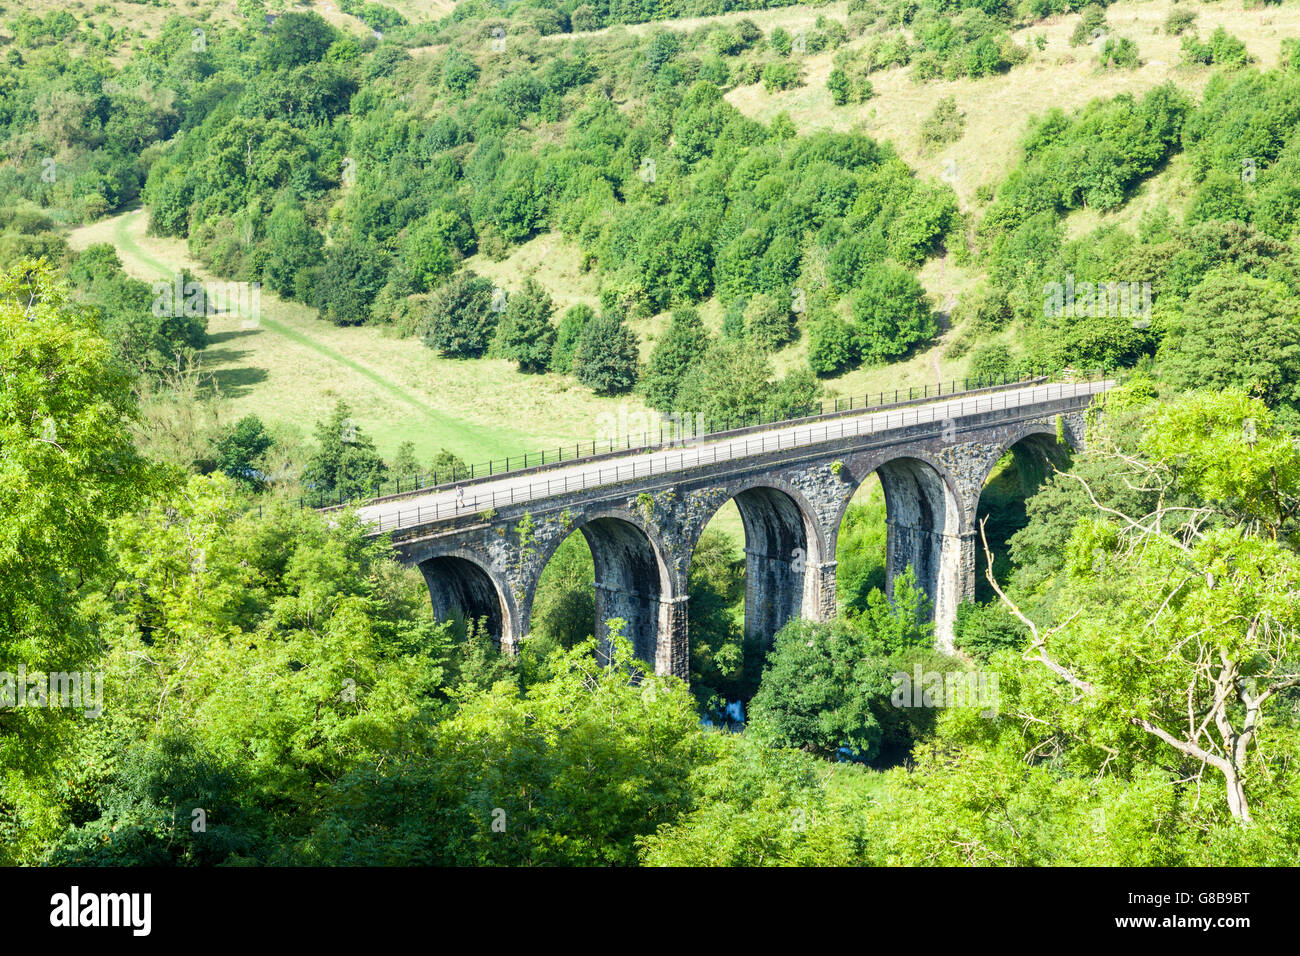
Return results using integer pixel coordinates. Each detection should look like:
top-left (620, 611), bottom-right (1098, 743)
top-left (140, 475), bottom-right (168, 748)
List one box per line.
top-left (70, 210), bottom-right (644, 465)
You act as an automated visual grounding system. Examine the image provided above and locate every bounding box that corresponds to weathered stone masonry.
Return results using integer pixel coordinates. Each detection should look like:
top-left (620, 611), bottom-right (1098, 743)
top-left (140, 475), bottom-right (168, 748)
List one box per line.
top-left (385, 396), bottom-right (1092, 680)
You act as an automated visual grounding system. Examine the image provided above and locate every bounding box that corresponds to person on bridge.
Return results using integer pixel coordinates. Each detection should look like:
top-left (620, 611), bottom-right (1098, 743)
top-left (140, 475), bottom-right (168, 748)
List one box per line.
top-left (456, 485), bottom-right (464, 510)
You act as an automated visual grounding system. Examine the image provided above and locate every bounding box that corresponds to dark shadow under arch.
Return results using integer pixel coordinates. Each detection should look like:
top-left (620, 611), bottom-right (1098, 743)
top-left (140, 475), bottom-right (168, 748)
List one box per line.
top-left (420, 554), bottom-right (508, 642)
top-left (580, 516), bottom-right (665, 669)
top-left (874, 456), bottom-right (960, 616)
top-left (730, 486), bottom-right (816, 649)
top-left (975, 431), bottom-right (1071, 601)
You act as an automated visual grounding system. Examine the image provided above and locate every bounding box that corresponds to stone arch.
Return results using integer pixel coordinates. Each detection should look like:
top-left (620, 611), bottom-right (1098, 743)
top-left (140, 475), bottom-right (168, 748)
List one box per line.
top-left (829, 452), bottom-right (964, 649)
top-left (523, 509), bottom-right (676, 674)
top-left (688, 480), bottom-right (826, 650)
top-left (875, 456), bottom-right (962, 624)
top-left (418, 550), bottom-right (513, 645)
top-left (971, 424), bottom-right (1073, 599)
top-left (975, 422), bottom-right (1068, 487)
top-left (828, 449), bottom-right (963, 545)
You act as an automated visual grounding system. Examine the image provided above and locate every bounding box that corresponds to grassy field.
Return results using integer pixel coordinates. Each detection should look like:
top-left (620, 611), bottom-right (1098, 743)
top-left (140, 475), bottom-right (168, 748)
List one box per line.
top-left (556, 1), bottom-right (851, 41)
top-left (59, 0), bottom-right (1220, 465)
top-left (721, 0), bottom-right (1300, 212)
top-left (1, 0), bottom-right (447, 64)
top-left (69, 209), bottom-right (659, 465)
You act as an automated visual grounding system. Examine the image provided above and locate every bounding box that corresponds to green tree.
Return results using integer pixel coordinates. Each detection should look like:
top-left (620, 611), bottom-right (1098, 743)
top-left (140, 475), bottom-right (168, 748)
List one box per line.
top-left (744, 292), bottom-right (796, 352)
top-left (0, 261), bottom-right (151, 859)
top-left (641, 306), bottom-right (709, 412)
top-left (301, 401), bottom-right (388, 499)
top-left (430, 448), bottom-right (469, 484)
top-left (293, 632), bottom-right (708, 865)
top-left (214, 415), bottom-right (273, 490)
top-left (263, 11), bottom-right (337, 69)
top-left (42, 475), bottom-right (453, 865)
top-left (1156, 271), bottom-right (1300, 420)
top-left (767, 367), bottom-right (823, 420)
top-left (263, 199), bottom-right (324, 301)
top-left (421, 271), bottom-right (497, 358)
top-left (983, 389), bottom-right (1300, 824)
top-left (494, 278), bottom-right (555, 374)
top-left (402, 215), bottom-right (457, 292)
top-left (827, 67), bottom-right (851, 106)
top-left (73, 250), bottom-right (208, 377)
top-left (748, 617), bottom-right (892, 759)
top-left (573, 310), bottom-right (640, 395)
top-left (852, 262), bottom-right (938, 363)
top-left (390, 440), bottom-right (420, 479)
top-left (550, 303), bottom-right (594, 374)
top-left (807, 314), bottom-right (859, 376)
top-left (312, 238), bottom-right (389, 327)
top-left (675, 339), bottom-right (775, 426)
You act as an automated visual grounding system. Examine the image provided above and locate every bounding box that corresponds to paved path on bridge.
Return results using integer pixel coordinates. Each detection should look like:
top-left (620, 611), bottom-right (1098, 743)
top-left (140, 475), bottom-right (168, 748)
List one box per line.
top-left (355, 379), bottom-right (1112, 534)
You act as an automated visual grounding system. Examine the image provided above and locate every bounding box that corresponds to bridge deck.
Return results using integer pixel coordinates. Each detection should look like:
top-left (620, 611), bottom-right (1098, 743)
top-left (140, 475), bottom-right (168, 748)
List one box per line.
top-left (356, 380), bottom-right (1112, 534)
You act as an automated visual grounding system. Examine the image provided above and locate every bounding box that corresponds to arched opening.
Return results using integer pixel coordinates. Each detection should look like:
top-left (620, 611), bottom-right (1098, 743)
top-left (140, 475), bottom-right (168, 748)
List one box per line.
top-left (419, 555), bottom-right (508, 642)
top-left (951, 432), bottom-right (1071, 661)
top-left (688, 486), bottom-right (818, 710)
top-left (834, 473), bottom-right (886, 616)
top-left (974, 432), bottom-right (1071, 601)
top-left (584, 516), bottom-right (664, 669)
top-left (734, 486), bottom-right (816, 646)
top-left (875, 456), bottom-right (960, 630)
top-left (830, 456), bottom-right (961, 644)
top-left (528, 517), bottom-right (666, 672)
top-left (529, 529), bottom-right (595, 653)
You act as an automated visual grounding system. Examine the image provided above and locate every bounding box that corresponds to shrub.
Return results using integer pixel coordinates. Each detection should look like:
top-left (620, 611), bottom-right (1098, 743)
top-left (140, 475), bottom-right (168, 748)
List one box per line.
top-left (761, 61), bottom-right (803, 93)
top-left (573, 310), bottom-right (640, 394)
top-left (1164, 8), bottom-right (1197, 36)
top-left (421, 271), bottom-right (497, 358)
top-left (808, 315), bottom-right (860, 377)
top-left (1180, 28), bottom-right (1252, 68)
top-left (967, 342), bottom-right (1014, 385)
top-left (1100, 36), bottom-right (1140, 70)
top-left (920, 95), bottom-right (965, 151)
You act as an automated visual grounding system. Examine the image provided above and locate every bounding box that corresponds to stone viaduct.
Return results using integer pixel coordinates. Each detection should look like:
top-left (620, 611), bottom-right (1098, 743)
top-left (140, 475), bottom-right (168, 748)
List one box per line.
top-left (357, 380), bottom-right (1109, 680)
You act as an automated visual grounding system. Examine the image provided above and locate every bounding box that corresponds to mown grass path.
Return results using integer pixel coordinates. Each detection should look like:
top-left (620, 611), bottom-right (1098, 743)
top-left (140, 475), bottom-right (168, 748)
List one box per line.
top-left (70, 209), bottom-right (632, 464)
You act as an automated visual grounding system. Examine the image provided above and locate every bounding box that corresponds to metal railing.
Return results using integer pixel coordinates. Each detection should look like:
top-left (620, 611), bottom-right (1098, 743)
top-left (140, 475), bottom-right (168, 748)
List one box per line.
top-left (361, 377), bottom-right (1114, 535)
top-left (299, 369), bottom-right (1065, 511)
